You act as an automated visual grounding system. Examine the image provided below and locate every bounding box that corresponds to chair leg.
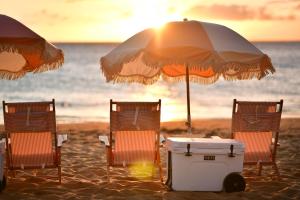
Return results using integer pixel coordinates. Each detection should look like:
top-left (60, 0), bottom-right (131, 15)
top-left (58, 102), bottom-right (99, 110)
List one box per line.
top-left (257, 161), bottom-right (262, 176)
top-left (156, 152), bottom-right (163, 182)
top-left (273, 163), bottom-right (280, 177)
top-left (158, 164), bottom-right (163, 183)
top-left (107, 165), bottom-right (110, 182)
top-left (58, 166), bottom-right (61, 184)
top-left (4, 167), bottom-right (8, 180)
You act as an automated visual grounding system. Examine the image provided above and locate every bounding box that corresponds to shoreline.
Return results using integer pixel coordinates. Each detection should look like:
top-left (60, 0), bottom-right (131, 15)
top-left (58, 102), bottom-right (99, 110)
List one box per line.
top-left (1, 118), bottom-right (298, 138)
top-left (39, 118), bottom-right (300, 135)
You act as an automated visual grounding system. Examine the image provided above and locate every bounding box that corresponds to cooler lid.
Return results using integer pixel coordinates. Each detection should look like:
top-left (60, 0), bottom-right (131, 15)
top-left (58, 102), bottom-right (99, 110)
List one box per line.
top-left (166, 137), bottom-right (244, 151)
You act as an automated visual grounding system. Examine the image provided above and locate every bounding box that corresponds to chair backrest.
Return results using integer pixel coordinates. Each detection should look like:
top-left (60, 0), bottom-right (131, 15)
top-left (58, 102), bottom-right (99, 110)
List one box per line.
top-left (110, 100), bottom-right (161, 165)
top-left (231, 99), bottom-right (283, 134)
top-left (2, 99), bottom-right (57, 168)
top-left (231, 99), bottom-right (283, 163)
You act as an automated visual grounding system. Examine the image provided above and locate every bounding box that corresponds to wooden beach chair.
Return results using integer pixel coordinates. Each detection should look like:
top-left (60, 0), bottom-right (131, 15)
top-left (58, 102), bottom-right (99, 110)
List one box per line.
top-left (99, 99), bottom-right (163, 181)
top-left (231, 99), bottom-right (283, 176)
top-left (2, 99), bottom-right (67, 183)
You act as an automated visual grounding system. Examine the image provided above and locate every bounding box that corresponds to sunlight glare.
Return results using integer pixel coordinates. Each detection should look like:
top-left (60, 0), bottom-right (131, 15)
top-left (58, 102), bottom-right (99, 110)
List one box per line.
top-left (132, 0), bottom-right (180, 28)
top-left (121, 0), bottom-right (182, 37)
top-left (129, 84), bottom-right (184, 122)
top-left (129, 161), bottom-right (155, 180)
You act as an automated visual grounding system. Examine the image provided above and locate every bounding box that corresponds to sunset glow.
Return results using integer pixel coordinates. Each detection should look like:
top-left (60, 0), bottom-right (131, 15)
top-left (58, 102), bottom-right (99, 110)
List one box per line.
top-left (127, 0), bottom-right (181, 29)
top-left (1, 0), bottom-right (299, 42)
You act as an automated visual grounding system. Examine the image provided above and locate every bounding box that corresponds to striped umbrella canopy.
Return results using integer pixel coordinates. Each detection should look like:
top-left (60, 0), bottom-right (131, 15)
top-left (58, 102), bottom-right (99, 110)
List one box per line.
top-left (101, 19), bottom-right (275, 133)
top-left (0, 14), bottom-right (64, 80)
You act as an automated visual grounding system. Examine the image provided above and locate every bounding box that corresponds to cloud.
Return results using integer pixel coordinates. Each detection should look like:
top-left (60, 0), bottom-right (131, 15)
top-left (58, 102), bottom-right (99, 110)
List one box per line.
top-left (184, 4), bottom-right (297, 21)
top-left (185, 4), bottom-right (254, 20)
top-left (258, 6), bottom-right (296, 20)
top-left (39, 9), bottom-right (69, 24)
top-left (268, 0), bottom-right (300, 4)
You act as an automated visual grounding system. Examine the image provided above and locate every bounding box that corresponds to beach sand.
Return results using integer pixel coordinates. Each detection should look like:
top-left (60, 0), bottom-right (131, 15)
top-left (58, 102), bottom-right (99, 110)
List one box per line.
top-left (0, 118), bottom-right (299, 199)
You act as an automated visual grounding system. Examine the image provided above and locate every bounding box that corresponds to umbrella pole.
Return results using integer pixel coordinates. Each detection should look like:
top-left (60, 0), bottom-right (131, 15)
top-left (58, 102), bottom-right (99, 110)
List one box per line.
top-left (185, 65), bottom-right (192, 134)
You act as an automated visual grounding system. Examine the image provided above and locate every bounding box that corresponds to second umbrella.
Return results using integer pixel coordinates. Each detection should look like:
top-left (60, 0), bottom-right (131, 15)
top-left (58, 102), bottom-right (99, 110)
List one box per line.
top-left (100, 20), bottom-right (275, 133)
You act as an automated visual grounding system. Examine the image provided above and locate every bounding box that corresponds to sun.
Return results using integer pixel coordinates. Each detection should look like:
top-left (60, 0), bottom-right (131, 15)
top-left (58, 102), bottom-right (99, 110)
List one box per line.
top-left (122, 0), bottom-right (182, 35)
top-left (131, 0), bottom-right (177, 27)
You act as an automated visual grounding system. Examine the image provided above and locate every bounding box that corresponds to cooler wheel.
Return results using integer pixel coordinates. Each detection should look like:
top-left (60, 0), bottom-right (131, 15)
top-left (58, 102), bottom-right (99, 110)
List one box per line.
top-left (223, 173), bottom-right (245, 193)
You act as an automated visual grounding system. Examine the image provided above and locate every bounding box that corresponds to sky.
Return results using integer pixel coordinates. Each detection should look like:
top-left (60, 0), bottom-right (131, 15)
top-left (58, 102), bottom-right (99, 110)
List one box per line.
top-left (1, 0), bottom-right (300, 42)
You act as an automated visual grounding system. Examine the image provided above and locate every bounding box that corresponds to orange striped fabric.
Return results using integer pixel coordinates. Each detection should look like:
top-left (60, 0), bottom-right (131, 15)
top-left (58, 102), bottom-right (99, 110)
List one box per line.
top-left (10, 132), bottom-right (55, 168)
top-left (235, 132), bottom-right (272, 163)
top-left (113, 131), bottom-right (157, 165)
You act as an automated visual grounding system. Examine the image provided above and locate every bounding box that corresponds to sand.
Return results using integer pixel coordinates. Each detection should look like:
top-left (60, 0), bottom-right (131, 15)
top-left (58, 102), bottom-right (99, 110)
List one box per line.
top-left (0, 118), bottom-right (299, 199)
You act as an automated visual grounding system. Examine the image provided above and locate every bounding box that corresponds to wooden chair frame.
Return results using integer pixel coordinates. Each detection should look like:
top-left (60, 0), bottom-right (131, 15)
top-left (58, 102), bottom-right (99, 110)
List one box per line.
top-left (2, 99), bottom-right (63, 183)
top-left (231, 99), bottom-right (283, 176)
top-left (101, 99), bottom-right (163, 182)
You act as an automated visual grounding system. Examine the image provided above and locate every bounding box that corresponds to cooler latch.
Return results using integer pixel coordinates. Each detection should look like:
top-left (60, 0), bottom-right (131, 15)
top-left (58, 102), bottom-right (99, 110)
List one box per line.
top-left (185, 143), bottom-right (192, 156)
top-left (228, 144), bottom-right (235, 157)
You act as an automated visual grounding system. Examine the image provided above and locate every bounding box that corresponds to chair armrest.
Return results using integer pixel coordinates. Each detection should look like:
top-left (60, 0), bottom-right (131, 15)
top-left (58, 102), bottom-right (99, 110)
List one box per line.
top-left (272, 138), bottom-right (280, 147)
top-left (57, 134), bottom-right (68, 147)
top-left (99, 135), bottom-right (110, 146)
top-left (160, 135), bottom-right (165, 143)
top-left (0, 138), bottom-right (5, 144)
top-left (160, 135), bottom-right (166, 147)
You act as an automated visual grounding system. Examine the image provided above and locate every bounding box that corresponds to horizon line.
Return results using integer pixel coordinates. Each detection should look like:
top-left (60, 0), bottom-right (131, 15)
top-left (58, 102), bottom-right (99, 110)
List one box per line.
top-left (52, 40), bottom-right (300, 44)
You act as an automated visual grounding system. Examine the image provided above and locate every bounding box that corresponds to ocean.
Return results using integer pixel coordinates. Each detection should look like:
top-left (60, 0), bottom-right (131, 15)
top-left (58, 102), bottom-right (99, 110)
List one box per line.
top-left (0, 42), bottom-right (299, 123)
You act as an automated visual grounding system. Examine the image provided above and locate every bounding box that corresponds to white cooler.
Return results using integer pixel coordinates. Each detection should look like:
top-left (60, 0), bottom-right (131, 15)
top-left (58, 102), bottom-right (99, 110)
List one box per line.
top-left (165, 137), bottom-right (245, 192)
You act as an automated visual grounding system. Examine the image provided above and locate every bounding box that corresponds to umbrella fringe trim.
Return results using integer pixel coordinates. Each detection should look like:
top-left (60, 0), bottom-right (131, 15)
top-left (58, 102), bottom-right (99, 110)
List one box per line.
top-left (102, 56), bottom-right (274, 84)
top-left (112, 73), bottom-right (161, 85)
top-left (0, 45), bottom-right (26, 80)
top-left (0, 44), bottom-right (64, 80)
top-left (32, 56), bottom-right (64, 74)
top-left (142, 54), bottom-right (275, 77)
top-left (161, 74), bottom-right (220, 84)
top-left (0, 45), bottom-right (20, 54)
top-left (140, 51), bottom-right (275, 73)
top-left (0, 69), bottom-right (26, 80)
top-left (108, 71), bottom-right (265, 85)
top-left (101, 51), bottom-right (275, 84)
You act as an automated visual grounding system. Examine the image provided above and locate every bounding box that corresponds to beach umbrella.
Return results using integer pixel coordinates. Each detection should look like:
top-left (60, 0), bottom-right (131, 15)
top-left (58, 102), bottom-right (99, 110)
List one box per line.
top-left (100, 19), bottom-right (275, 133)
top-left (0, 14), bottom-right (64, 80)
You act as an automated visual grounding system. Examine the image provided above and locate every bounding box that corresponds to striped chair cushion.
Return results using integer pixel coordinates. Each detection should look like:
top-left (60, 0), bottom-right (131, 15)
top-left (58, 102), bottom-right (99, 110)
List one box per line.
top-left (113, 131), bottom-right (157, 165)
top-left (10, 132), bottom-right (55, 168)
top-left (234, 132), bottom-right (272, 163)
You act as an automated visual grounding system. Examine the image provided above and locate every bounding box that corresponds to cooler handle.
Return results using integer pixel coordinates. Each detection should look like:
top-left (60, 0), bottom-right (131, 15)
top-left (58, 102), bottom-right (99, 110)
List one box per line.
top-left (228, 144), bottom-right (235, 157)
top-left (185, 143), bottom-right (192, 156)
